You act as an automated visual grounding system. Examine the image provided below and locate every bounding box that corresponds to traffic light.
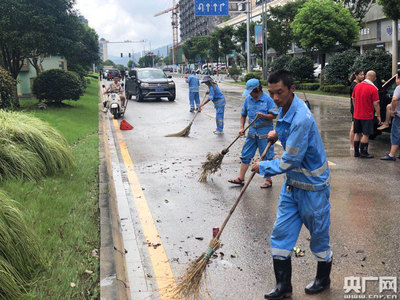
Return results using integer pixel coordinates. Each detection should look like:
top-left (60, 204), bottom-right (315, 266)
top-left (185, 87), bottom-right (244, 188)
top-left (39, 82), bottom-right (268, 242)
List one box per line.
top-left (121, 53), bottom-right (123, 57)
top-left (129, 53), bottom-right (131, 58)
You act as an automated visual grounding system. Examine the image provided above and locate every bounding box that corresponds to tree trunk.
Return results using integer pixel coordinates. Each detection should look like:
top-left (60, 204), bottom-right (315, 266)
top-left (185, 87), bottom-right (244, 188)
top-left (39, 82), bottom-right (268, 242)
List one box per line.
top-left (320, 53), bottom-right (326, 88)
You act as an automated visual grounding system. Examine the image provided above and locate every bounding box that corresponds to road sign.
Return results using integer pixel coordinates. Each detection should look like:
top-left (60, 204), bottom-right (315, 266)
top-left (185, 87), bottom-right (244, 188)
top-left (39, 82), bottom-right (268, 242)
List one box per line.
top-left (195, 0), bottom-right (229, 16)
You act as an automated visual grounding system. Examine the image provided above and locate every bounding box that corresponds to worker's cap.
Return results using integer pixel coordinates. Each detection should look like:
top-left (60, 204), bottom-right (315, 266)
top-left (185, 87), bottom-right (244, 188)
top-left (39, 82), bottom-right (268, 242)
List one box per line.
top-left (191, 69), bottom-right (196, 74)
top-left (201, 75), bottom-right (212, 83)
top-left (243, 78), bottom-right (260, 96)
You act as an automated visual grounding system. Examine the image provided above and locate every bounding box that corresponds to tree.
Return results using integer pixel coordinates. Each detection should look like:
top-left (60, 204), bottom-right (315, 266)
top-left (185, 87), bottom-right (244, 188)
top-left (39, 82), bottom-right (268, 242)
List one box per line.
top-left (64, 17), bottom-right (100, 71)
top-left (267, 0), bottom-right (308, 56)
top-left (377, 0), bottom-right (400, 75)
top-left (325, 49), bottom-right (359, 85)
top-left (351, 49), bottom-right (392, 81)
top-left (0, 0), bottom-right (77, 77)
top-left (288, 55), bottom-right (314, 81)
top-left (291, 0), bottom-right (359, 86)
top-left (127, 60), bottom-right (135, 68)
top-left (270, 55), bottom-right (292, 72)
top-left (214, 26), bottom-right (237, 66)
top-left (337, 0), bottom-right (375, 24)
top-left (100, 60), bottom-right (116, 68)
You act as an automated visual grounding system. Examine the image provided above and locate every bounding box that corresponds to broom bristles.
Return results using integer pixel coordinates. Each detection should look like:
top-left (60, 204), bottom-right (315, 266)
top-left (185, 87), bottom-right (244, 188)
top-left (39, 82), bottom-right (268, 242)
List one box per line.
top-left (174, 238), bottom-right (221, 299)
top-left (198, 152), bottom-right (225, 182)
top-left (165, 122), bottom-right (193, 137)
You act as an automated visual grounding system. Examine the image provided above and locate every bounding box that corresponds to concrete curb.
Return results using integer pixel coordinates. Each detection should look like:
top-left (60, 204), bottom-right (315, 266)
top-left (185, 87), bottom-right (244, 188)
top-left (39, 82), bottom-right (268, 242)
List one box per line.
top-left (99, 84), bottom-right (131, 300)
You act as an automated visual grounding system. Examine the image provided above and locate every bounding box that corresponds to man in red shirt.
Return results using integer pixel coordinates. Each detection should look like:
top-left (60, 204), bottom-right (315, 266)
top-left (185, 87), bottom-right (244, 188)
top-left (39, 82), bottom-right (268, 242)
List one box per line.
top-left (352, 70), bottom-right (381, 158)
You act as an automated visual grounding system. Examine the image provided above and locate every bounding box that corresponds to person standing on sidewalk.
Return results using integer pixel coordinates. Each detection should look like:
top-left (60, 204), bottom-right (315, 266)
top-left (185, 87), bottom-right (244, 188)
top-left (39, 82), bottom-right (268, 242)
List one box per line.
top-left (352, 70), bottom-right (382, 158)
top-left (228, 78), bottom-right (278, 188)
top-left (185, 70), bottom-right (201, 112)
top-left (251, 70), bottom-right (332, 299)
top-left (381, 71), bottom-right (400, 161)
top-left (199, 75), bottom-right (225, 134)
top-left (349, 70), bottom-right (365, 151)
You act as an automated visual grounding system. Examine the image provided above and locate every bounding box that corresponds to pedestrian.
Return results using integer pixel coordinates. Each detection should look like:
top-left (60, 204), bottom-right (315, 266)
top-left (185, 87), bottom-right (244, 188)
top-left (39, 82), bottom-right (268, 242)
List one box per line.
top-left (185, 70), bottom-right (201, 112)
top-left (120, 69), bottom-right (125, 81)
top-left (381, 71), bottom-right (400, 161)
top-left (352, 70), bottom-right (382, 158)
top-left (228, 78), bottom-right (278, 188)
top-left (251, 70), bottom-right (332, 299)
top-left (349, 70), bottom-right (365, 151)
top-left (199, 75), bottom-right (225, 134)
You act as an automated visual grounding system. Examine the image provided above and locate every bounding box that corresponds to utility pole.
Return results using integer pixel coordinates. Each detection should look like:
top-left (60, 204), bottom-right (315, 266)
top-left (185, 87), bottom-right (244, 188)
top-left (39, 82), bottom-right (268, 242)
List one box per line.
top-left (262, 0), bottom-right (268, 80)
top-left (392, 20), bottom-right (399, 75)
top-left (246, 0), bottom-right (251, 73)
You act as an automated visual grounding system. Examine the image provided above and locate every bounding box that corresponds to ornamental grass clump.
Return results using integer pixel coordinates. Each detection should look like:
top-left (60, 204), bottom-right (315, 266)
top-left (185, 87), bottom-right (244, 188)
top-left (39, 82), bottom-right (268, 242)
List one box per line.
top-left (0, 110), bottom-right (75, 180)
top-left (0, 191), bottom-right (43, 298)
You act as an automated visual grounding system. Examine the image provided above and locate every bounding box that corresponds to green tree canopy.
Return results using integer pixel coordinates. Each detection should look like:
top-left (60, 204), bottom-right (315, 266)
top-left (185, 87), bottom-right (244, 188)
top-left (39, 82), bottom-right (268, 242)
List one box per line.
top-left (267, 0), bottom-right (308, 56)
top-left (377, 0), bottom-right (400, 20)
top-left (291, 0), bottom-right (359, 85)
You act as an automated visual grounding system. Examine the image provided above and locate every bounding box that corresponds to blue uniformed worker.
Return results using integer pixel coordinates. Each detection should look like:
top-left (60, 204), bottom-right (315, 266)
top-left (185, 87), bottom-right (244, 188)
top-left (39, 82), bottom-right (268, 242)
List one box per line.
top-left (251, 70), bottom-right (332, 299)
top-left (199, 75), bottom-right (226, 134)
top-left (228, 78), bottom-right (278, 188)
top-left (185, 70), bottom-right (201, 112)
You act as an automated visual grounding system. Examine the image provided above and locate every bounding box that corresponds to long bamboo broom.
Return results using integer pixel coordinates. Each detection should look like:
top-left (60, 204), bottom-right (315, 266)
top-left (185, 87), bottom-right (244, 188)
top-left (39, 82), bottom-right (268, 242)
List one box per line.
top-left (165, 94), bottom-right (207, 137)
top-left (198, 116), bottom-right (259, 182)
top-left (175, 142), bottom-right (272, 299)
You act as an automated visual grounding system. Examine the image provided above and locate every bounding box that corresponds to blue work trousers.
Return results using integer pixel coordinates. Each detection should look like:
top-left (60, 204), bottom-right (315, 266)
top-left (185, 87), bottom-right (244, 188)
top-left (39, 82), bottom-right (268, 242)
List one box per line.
top-left (270, 183), bottom-right (332, 262)
top-left (215, 102), bottom-right (225, 132)
top-left (240, 136), bottom-right (275, 164)
top-left (189, 92), bottom-right (200, 111)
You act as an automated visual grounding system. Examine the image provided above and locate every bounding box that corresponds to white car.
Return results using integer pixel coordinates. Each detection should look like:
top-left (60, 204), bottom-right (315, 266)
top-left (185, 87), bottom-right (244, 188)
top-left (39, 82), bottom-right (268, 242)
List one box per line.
top-left (314, 64), bottom-right (321, 78)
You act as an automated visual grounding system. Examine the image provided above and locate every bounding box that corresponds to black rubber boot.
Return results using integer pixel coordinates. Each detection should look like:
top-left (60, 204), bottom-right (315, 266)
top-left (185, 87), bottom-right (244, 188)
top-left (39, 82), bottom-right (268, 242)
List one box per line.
top-left (360, 142), bottom-right (374, 158)
top-left (264, 258), bottom-right (292, 299)
top-left (305, 260), bottom-right (332, 295)
top-left (354, 141), bottom-right (360, 157)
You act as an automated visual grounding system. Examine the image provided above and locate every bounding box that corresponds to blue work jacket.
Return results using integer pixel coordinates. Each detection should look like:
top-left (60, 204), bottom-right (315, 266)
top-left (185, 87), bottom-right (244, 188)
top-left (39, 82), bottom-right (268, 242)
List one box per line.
top-left (208, 84), bottom-right (225, 106)
top-left (186, 74), bottom-right (199, 92)
top-left (259, 94), bottom-right (330, 191)
top-left (241, 91), bottom-right (278, 139)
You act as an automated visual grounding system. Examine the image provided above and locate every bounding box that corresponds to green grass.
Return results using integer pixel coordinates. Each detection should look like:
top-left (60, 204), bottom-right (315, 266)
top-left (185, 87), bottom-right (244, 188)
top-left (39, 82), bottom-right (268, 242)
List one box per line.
top-left (0, 79), bottom-right (101, 299)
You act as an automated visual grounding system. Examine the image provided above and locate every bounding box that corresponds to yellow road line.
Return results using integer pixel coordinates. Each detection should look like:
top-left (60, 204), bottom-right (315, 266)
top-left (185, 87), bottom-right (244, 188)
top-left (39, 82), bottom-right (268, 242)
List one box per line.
top-left (112, 119), bottom-right (179, 299)
top-left (275, 140), bottom-right (336, 166)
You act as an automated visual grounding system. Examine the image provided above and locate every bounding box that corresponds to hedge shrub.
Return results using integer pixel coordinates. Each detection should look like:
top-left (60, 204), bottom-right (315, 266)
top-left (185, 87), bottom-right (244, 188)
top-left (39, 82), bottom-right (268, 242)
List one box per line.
top-left (295, 82), bottom-right (320, 90)
top-left (244, 71), bottom-right (262, 82)
top-left (325, 49), bottom-right (359, 85)
top-left (288, 55), bottom-right (314, 81)
top-left (228, 64), bottom-right (242, 82)
top-left (270, 55), bottom-right (292, 72)
top-left (32, 69), bottom-right (85, 103)
top-left (321, 84), bottom-right (350, 94)
top-left (0, 67), bottom-right (17, 109)
top-left (351, 49), bottom-right (392, 81)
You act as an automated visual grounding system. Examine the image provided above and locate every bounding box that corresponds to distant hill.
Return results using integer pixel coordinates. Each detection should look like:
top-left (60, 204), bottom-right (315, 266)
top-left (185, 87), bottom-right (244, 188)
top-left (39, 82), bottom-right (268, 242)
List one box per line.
top-left (108, 44), bottom-right (171, 67)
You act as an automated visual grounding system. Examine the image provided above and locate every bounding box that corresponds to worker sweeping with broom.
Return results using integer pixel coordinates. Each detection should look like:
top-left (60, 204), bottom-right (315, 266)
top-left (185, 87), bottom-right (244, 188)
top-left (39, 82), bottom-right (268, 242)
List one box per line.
top-left (198, 75), bottom-right (226, 135)
top-left (251, 70), bottom-right (332, 299)
top-left (228, 78), bottom-right (278, 188)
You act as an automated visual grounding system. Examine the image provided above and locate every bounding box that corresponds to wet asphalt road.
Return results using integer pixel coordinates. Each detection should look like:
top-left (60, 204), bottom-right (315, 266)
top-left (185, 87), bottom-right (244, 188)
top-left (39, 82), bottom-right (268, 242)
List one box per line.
top-left (108, 77), bottom-right (400, 299)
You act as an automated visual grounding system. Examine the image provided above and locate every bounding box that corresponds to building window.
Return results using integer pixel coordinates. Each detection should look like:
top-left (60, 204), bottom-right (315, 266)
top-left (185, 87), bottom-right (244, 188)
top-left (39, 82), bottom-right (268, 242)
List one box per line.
top-left (377, 21), bottom-right (381, 41)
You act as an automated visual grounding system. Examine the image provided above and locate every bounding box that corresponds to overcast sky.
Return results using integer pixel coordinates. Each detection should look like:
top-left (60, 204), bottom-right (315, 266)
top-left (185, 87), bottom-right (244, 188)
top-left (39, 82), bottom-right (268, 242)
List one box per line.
top-left (74, 0), bottom-right (174, 57)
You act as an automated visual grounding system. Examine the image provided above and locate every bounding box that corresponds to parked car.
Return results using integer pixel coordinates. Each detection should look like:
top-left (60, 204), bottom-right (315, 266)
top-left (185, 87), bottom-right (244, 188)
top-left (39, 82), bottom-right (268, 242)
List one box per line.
top-left (373, 74), bottom-right (397, 137)
top-left (125, 68), bottom-right (176, 102)
top-left (162, 66), bottom-right (173, 72)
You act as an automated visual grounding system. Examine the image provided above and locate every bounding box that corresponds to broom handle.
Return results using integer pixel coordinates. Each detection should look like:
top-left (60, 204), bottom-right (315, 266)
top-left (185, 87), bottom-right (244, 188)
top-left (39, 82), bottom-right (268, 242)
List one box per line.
top-left (190, 94), bottom-right (208, 123)
top-left (215, 141), bottom-right (272, 240)
top-left (224, 117), bottom-right (259, 151)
